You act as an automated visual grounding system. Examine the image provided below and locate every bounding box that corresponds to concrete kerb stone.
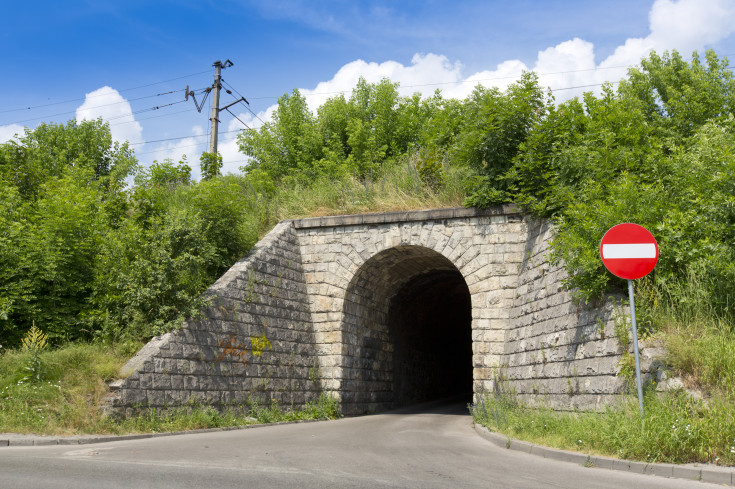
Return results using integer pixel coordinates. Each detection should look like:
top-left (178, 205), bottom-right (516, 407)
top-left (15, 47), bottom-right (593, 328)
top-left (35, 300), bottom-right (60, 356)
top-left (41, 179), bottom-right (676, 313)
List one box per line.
top-left (473, 423), bottom-right (735, 485)
top-left (702, 469), bottom-right (733, 485)
top-left (672, 465), bottom-right (706, 482)
top-left (0, 418), bottom-right (331, 448)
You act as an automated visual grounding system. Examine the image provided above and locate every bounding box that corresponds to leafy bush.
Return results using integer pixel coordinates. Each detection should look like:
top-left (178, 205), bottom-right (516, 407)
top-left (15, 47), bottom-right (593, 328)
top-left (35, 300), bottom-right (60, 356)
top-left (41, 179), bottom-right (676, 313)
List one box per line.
top-left (0, 122), bottom-right (259, 346)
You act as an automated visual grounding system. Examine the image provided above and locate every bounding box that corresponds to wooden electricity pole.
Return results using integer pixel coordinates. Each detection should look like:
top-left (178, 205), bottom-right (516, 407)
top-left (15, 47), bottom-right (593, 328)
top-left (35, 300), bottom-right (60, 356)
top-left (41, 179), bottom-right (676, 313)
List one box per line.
top-left (209, 60), bottom-right (223, 154)
top-left (185, 59), bottom-right (244, 155)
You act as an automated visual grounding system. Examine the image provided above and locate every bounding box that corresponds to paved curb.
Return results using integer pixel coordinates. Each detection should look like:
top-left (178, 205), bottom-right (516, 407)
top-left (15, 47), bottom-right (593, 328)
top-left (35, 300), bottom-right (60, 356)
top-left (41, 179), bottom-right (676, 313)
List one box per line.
top-left (0, 418), bottom-right (326, 448)
top-left (474, 423), bottom-right (734, 486)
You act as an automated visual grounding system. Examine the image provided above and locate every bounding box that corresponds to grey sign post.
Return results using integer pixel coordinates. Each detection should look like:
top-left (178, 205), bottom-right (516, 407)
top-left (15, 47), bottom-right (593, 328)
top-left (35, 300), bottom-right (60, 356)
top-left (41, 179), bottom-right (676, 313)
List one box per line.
top-left (600, 223), bottom-right (659, 417)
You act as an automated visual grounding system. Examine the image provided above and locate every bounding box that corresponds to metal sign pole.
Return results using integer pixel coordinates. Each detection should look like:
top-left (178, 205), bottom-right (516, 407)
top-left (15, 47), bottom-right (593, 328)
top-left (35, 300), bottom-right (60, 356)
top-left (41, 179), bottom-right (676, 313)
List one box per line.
top-left (628, 279), bottom-right (645, 417)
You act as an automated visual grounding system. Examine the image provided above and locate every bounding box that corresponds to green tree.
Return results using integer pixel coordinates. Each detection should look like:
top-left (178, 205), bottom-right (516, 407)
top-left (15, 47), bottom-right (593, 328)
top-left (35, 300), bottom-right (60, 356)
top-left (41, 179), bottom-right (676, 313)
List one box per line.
top-left (91, 174), bottom-right (258, 341)
top-left (0, 119), bottom-right (136, 201)
top-left (343, 78), bottom-right (401, 176)
top-left (451, 72), bottom-right (547, 207)
top-left (200, 151), bottom-right (223, 180)
top-left (238, 89), bottom-right (321, 184)
top-left (0, 120), bottom-right (134, 345)
top-left (620, 50), bottom-right (735, 139)
top-left (509, 49), bottom-right (735, 311)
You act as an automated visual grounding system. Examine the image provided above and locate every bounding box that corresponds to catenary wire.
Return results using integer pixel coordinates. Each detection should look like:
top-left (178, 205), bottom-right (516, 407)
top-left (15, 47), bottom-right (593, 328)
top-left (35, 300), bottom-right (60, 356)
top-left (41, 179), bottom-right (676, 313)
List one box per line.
top-left (5, 88), bottom-right (206, 126)
top-left (221, 78), bottom-right (266, 126)
top-left (0, 71), bottom-right (210, 115)
top-left (125, 79), bottom-right (618, 150)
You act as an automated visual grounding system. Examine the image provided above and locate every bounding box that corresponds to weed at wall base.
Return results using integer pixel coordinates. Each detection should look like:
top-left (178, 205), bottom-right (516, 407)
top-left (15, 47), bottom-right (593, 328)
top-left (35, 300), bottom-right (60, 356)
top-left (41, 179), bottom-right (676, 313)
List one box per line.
top-left (472, 390), bottom-right (735, 465)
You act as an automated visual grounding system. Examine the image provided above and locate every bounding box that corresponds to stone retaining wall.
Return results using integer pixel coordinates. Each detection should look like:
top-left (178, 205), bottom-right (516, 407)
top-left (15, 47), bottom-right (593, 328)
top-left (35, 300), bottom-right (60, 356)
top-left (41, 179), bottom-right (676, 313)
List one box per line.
top-left (503, 220), bottom-right (627, 411)
top-left (106, 222), bottom-right (322, 417)
top-left (105, 207), bottom-right (652, 416)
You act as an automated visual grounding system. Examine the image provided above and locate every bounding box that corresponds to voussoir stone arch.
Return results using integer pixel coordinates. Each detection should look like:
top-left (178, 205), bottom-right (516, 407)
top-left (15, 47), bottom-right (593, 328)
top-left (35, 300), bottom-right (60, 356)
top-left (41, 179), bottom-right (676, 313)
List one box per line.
top-left (296, 208), bottom-right (526, 414)
top-left (339, 245), bottom-right (473, 414)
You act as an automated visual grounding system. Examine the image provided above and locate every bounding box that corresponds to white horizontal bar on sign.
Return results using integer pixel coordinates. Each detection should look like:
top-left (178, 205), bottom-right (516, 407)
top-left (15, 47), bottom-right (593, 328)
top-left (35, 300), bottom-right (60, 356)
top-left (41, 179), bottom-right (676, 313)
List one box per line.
top-left (602, 243), bottom-right (656, 259)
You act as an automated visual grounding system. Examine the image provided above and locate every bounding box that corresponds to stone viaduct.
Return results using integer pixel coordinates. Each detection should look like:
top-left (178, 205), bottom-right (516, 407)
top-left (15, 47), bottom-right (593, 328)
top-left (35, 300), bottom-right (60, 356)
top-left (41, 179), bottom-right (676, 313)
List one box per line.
top-left (107, 206), bottom-right (633, 417)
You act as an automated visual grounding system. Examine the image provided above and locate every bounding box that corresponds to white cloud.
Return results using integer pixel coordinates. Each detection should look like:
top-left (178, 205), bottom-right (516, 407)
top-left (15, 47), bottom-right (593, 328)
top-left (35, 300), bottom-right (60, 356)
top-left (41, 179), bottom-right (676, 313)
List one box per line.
top-left (601, 0), bottom-right (735, 69)
top-left (0, 124), bottom-right (25, 144)
top-left (219, 117), bottom-right (247, 175)
top-left (76, 86), bottom-right (143, 145)
top-left (300, 53), bottom-right (464, 112)
top-left (214, 0), bottom-right (735, 168)
top-left (251, 0), bottom-right (735, 122)
top-left (145, 125), bottom-right (206, 178)
top-left (218, 107), bottom-right (277, 174)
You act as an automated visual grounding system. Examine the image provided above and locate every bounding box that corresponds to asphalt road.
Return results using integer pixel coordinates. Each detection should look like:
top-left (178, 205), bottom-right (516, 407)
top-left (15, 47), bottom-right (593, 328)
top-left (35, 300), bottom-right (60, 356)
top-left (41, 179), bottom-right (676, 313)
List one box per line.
top-left (0, 401), bottom-right (715, 488)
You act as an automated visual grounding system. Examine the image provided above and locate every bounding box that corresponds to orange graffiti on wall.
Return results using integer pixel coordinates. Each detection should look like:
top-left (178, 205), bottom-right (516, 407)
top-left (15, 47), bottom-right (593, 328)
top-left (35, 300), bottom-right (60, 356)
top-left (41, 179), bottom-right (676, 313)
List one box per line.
top-left (216, 334), bottom-right (249, 365)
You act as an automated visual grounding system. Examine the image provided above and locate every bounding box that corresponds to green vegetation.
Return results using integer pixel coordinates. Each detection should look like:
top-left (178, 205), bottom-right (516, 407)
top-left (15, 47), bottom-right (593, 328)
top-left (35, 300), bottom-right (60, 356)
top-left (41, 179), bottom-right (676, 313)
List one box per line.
top-left (6, 49), bottom-right (731, 349)
top-left (472, 391), bottom-right (735, 465)
top-left (112, 394), bottom-right (340, 435)
top-left (473, 283), bottom-right (735, 465)
top-left (1, 49), bottom-right (735, 448)
top-left (0, 339), bottom-right (338, 435)
top-left (0, 341), bottom-right (138, 434)
top-left (475, 288), bottom-right (735, 467)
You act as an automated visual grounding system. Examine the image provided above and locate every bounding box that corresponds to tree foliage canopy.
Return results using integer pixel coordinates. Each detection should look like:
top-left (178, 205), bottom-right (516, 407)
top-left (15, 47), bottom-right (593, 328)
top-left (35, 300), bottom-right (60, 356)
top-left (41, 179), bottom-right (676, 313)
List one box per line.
top-left (0, 121), bottom-right (257, 346)
top-left (3, 49), bottom-right (735, 347)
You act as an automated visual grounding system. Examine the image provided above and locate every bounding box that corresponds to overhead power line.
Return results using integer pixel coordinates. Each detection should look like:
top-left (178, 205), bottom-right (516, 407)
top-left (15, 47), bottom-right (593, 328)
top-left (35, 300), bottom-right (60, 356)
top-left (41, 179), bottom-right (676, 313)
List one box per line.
top-left (5, 89), bottom-right (202, 126)
top-left (125, 78), bottom-right (626, 153)
top-left (185, 60), bottom-right (253, 153)
top-left (0, 70), bottom-right (211, 115)
top-left (222, 78), bottom-right (264, 126)
top-left (108, 107), bottom-right (197, 128)
top-left (129, 128), bottom-right (243, 147)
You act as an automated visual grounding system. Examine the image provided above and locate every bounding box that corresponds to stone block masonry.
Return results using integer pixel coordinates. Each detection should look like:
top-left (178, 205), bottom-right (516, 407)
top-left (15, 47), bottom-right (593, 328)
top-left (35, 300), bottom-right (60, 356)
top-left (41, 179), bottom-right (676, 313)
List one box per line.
top-left (105, 221), bottom-right (323, 417)
top-left (105, 206), bottom-right (653, 417)
top-left (502, 219), bottom-right (628, 411)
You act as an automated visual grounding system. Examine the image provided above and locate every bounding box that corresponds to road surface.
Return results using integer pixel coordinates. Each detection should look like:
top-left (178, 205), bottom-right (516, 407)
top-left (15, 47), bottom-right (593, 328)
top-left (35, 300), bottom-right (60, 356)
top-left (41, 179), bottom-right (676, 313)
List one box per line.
top-left (0, 401), bottom-right (713, 488)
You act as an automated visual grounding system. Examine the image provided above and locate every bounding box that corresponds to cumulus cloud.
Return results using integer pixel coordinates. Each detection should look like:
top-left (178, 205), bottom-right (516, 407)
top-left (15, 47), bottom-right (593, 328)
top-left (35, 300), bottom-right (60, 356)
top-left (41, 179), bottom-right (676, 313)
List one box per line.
top-left (0, 124), bottom-right (25, 144)
top-left (252, 0), bottom-right (735, 125)
top-left (300, 53), bottom-right (464, 111)
top-left (218, 107), bottom-right (278, 174)
top-left (601, 0), bottom-right (735, 69)
top-left (218, 117), bottom-right (248, 175)
top-left (143, 125), bottom-right (206, 177)
top-left (217, 0), bottom-right (735, 173)
top-left (76, 86), bottom-right (143, 145)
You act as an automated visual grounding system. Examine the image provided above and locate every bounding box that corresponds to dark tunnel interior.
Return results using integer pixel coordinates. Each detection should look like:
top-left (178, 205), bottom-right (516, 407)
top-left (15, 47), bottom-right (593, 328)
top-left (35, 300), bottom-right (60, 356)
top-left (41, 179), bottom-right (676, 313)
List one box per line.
top-left (388, 269), bottom-right (473, 407)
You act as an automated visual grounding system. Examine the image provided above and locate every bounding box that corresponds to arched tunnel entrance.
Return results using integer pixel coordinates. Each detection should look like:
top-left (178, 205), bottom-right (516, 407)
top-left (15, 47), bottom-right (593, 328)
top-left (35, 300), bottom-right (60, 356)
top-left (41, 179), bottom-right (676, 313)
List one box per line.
top-left (340, 246), bottom-right (473, 415)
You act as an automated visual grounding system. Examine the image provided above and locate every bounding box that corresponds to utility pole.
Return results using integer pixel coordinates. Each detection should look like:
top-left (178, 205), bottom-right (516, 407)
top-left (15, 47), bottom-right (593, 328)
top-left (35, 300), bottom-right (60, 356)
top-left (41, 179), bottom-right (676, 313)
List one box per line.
top-left (185, 59), bottom-right (244, 155)
top-left (209, 60), bottom-right (223, 155)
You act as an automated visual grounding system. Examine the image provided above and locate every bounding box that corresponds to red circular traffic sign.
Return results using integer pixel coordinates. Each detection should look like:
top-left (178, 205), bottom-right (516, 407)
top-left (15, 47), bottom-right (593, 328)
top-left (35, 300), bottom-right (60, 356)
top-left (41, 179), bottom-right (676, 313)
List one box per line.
top-left (600, 223), bottom-right (659, 280)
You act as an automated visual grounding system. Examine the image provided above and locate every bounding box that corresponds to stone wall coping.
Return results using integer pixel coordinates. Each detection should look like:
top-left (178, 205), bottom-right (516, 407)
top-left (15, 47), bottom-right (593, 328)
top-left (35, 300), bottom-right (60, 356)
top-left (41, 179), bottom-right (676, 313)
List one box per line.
top-left (291, 205), bottom-right (521, 229)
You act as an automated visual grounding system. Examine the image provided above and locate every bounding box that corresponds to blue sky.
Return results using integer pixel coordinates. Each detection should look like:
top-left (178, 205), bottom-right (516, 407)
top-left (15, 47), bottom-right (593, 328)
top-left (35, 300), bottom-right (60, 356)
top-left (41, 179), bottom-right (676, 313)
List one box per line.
top-left (2, 0), bottom-right (735, 178)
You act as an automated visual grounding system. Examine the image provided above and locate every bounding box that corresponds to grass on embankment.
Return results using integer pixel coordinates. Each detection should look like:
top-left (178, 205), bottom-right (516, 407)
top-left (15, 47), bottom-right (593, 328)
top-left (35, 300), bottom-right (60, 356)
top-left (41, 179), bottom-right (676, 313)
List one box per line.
top-left (472, 390), bottom-right (735, 466)
top-left (0, 343), bottom-right (339, 436)
top-left (255, 159), bottom-right (468, 234)
top-left (473, 276), bottom-right (735, 466)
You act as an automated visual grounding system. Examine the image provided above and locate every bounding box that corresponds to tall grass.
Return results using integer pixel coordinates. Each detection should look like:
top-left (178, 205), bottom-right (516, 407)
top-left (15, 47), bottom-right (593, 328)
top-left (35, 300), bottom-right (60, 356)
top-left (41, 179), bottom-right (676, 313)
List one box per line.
top-left (472, 391), bottom-right (735, 465)
top-left (473, 266), bottom-right (735, 466)
top-left (0, 342), bottom-right (340, 435)
top-left (115, 394), bottom-right (340, 434)
top-left (0, 343), bottom-right (138, 434)
top-left (251, 157), bottom-right (469, 235)
top-left (637, 269), bottom-right (735, 399)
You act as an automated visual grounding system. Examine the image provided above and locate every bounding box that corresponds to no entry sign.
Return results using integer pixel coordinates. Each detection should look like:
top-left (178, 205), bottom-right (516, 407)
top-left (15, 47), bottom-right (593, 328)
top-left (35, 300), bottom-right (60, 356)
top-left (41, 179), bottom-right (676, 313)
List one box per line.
top-left (600, 223), bottom-right (658, 280)
top-left (600, 222), bottom-right (659, 417)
